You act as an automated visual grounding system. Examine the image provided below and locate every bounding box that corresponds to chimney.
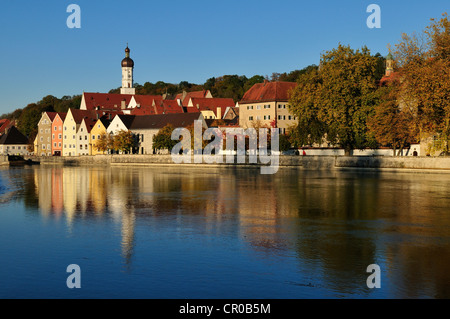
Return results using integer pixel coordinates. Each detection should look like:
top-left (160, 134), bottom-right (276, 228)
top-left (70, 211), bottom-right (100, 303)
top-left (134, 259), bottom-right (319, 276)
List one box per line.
top-left (121, 100), bottom-right (126, 110)
top-left (177, 99), bottom-right (182, 106)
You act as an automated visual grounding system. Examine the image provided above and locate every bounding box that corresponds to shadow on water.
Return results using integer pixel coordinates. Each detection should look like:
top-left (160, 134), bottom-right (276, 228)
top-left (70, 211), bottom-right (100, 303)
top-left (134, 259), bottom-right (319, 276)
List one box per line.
top-left (1, 165), bottom-right (450, 298)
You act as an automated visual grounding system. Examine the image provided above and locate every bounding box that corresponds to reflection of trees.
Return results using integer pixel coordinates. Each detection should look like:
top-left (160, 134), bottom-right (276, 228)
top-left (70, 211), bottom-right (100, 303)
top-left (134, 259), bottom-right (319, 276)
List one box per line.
top-left (21, 165), bottom-right (450, 298)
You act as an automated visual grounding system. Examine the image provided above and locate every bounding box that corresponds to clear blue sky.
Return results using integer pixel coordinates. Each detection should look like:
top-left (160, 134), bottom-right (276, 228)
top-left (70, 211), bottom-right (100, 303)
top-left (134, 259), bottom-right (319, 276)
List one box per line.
top-left (0, 0), bottom-right (448, 115)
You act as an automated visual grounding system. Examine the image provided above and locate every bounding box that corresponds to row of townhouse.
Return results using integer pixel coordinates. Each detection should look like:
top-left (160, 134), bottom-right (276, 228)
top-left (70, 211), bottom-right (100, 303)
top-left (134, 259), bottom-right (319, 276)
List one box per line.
top-left (33, 81), bottom-right (299, 157)
top-left (34, 108), bottom-right (207, 156)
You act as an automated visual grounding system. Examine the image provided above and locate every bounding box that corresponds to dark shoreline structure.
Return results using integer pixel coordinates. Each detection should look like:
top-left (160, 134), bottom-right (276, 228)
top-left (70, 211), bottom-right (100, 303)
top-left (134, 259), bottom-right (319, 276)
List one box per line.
top-left (3, 155), bottom-right (449, 173)
top-left (0, 155), bottom-right (40, 166)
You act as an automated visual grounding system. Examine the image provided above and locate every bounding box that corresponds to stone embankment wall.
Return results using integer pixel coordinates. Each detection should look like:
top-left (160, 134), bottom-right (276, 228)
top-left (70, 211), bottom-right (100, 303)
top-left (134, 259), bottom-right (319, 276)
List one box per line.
top-left (22, 155), bottom-right (450, 172)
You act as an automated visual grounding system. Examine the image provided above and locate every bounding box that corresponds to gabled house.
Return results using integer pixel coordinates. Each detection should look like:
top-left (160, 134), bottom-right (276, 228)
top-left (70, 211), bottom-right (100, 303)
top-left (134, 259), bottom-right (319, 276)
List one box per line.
top-left (63, 109), bottom-right (96, 156)
top-left (36, 112), bottom-right (58, 156)
top-left (51, 113), bottom-right (67, 156)
top-left (0, 126), bottom-right (30, 156)
top-left (77, 118), bottom-right (97, 156)
top-left (91, 118), bottom-right (112, 155)
top-left (107, 114), bottom-right (135, 135)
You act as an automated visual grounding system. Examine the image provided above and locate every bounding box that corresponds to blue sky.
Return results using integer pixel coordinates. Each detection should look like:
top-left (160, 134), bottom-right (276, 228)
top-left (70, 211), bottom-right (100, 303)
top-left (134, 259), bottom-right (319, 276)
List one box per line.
top-left (0, 0), bottom-right (448, 115)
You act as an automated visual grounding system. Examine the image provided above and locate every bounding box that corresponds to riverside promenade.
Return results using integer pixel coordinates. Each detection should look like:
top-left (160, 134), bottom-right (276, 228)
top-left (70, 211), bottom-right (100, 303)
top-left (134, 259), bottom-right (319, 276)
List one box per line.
top-left (7, 154), bottom-right (450, 173)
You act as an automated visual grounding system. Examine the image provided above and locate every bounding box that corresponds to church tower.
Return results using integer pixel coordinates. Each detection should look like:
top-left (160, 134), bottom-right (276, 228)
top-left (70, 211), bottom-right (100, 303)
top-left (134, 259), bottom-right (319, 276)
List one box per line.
top-left (121, 45), bottom-right (135, 95)
top-left (385, 53), bottom-right (394, 77)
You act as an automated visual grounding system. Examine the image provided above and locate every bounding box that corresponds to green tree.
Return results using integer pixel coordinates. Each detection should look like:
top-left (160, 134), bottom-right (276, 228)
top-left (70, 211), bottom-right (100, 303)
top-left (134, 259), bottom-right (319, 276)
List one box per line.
top-left (289, 44), bottom-right (380, 155)
top-left (96, 132), bottom-right (113, 154)
top-left (367, 85), bottom-right (417, 156)
top-left (153, 124), bottom-right (179, 151)
top-left (112, 130), bottom-right (137, 154)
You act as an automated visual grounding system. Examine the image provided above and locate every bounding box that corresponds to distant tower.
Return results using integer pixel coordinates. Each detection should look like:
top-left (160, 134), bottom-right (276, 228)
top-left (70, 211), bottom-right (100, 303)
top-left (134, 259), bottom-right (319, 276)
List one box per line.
top-left (121, 45), bottom-right (135, 95)
top-left (385, 53), bottom-right (394, 77)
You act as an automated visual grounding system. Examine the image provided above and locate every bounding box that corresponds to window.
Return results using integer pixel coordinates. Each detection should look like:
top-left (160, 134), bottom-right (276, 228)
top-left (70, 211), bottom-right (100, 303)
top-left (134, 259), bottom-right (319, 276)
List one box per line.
top-left (42, 145), bottom-right (46, 149)
top-left (40, 137), bottom-right (43, 142)
top-left (18, 146), bottom-right (21, 150)
top-left (257, 105), bottom-right (261, 110)
top-left (249, 116), bottom-right (254, 121)
top-left (98, 135), bottom-right (100, 139)
top-left (58, 134), bottom-right (62, 139)
top-left (80, 145), bottom-right (83, 150)
top-left (52, 134), bottom-right (55, 139)
top-left (81, 128), bottom-right (83, 132)
top-left (278, 115), bottom-right (282, 120)
top-left (79, 136), bottom-right (82, 140)
top-left (64, 126), bottom-right (67, 131)
top-left (59, 143), bottom-right (61, 147)
top-left (288, 116), bottom-right (292, 120)
top-left (92, 135), bottom-right (96, 140)
top-left (12, 146), bottom-right (15, 149)
top-left (54, 126), bottom-right (57, 131)
top-left (69, 145), bottom-right (71, 149)
top-left (54, 143), bottom-right (56, 147)
top-left (85, 136), bottom-right (88, 140)
top-left (40, 129), bottom-right (43, 133)
top-left (64, 135), bottom-right (67, 140)
top-left (264, 105), bottom-right (270, 109)
top-left (85, 145), bottom-right (88, 150)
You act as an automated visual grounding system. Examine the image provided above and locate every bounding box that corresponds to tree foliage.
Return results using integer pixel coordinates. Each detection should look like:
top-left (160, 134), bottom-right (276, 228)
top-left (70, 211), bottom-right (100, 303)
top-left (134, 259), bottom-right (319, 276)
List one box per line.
top-left (153, 124), bottom-right (179, 151)
top-left (112, 130), bottom-right (137, 154)
top-left (394, 13), bottom-right (450, 152)
top-left (289, 45), bottom-right (380, 154)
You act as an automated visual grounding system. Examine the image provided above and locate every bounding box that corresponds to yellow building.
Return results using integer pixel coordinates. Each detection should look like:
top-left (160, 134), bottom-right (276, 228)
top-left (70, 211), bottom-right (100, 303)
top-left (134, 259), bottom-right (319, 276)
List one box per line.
top-left (91, 118), bottom-right (112, 155)
top-left (238, 81), bottom-right (298, 134)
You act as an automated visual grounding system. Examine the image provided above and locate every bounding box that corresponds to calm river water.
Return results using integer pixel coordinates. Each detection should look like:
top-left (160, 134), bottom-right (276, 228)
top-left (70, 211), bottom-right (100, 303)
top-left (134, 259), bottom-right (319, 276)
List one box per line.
top-left (0, 165), bottom-right (449, 299)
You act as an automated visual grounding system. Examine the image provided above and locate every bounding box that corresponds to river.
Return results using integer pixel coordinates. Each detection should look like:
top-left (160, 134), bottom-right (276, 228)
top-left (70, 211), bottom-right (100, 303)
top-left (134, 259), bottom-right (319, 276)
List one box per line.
top-left (0, 165), bottom-right (449, 299)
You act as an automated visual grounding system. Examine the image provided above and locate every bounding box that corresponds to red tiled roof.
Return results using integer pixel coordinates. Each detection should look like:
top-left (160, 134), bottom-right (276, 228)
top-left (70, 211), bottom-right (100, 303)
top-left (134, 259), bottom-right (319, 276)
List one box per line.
top-left (54, 112), bottom-right (67, 122)
top-left (176, 90), bottom-right (211, 106)
top-left (83, 92), bottom-right (134, 111)
top-left (161, 100), bottom-right (184, 114)
top-left (187, 98), bottom-right (235, 116)
top-left (0, 119), bottom-right (11, 134)
top-left (133, 95), bottom-right (163, 107)
top-left (379, 71), bottom-right (401, 86)
top-left (82, 118), bottom-right (98, 133)
top-left (130, 105), bottom-right (158, 116)
top-left (240, 81), bottom-right (297, 103)
top-left (70, 109), bottom-right (98, 124)
top-left (45, 112), bottom-right (58, 121)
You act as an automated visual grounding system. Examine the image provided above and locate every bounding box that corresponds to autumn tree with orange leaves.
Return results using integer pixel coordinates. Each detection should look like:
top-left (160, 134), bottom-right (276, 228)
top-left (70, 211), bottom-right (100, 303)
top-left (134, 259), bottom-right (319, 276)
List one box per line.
top-left (394, 13), bottom-right (450, 154)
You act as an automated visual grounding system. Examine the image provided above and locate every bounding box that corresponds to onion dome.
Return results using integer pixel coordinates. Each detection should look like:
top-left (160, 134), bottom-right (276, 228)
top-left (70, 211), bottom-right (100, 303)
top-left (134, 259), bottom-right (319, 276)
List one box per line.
top-left (121, 46), bottom-right (134, 68)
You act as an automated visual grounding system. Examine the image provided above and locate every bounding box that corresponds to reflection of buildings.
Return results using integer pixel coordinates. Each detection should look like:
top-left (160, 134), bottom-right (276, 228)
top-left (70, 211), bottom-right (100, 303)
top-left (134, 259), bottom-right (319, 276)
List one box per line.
top-left (28, 166), bottom-right (450, 298)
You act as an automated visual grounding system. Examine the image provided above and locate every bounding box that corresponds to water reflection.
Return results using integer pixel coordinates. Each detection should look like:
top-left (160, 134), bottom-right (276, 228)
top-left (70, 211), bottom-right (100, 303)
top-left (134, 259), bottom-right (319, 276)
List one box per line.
top-left (12, 166), bottom-right (450, 298)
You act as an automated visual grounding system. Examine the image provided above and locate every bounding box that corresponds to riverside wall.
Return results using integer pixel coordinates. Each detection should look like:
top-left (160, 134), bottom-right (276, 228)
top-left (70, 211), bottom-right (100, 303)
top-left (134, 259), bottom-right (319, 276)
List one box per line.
top-left (21, 154), bottom-right (450, 172)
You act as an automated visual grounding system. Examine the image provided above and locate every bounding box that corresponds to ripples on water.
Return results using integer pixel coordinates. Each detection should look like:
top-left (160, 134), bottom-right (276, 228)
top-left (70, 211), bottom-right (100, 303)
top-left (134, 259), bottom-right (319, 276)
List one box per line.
top-left (0, 165), bottom-right (449, 299)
